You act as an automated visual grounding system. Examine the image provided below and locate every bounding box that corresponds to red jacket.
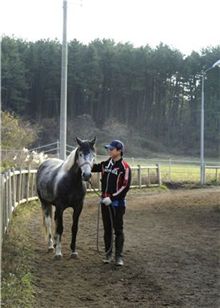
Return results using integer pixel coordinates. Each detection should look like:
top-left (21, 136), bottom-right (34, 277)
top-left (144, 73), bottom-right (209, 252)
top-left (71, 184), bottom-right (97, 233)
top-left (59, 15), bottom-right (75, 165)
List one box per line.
top-left (92, 158), bottom-right (131, 200)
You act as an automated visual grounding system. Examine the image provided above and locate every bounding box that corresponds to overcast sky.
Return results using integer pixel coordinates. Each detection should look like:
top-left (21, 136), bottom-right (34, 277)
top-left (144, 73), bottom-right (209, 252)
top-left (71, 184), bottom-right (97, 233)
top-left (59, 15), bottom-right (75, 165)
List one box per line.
top-left (1, 0), bottom-right (219, 55)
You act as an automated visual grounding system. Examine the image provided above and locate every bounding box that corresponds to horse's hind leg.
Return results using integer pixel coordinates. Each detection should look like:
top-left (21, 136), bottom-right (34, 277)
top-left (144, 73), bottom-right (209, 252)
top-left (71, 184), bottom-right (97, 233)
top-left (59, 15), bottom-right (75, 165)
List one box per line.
top-left (41, 202), bottom-right (54, 251)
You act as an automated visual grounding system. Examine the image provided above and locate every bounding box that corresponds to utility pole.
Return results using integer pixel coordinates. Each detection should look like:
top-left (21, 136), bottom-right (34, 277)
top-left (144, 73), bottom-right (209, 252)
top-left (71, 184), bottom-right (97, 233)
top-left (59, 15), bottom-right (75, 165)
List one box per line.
top-left (59, 0), bottom-right (68, 159)
top-left (200, 59), bottom-right (220, 185)
top-left (200, 73), bottom-right (205, 185)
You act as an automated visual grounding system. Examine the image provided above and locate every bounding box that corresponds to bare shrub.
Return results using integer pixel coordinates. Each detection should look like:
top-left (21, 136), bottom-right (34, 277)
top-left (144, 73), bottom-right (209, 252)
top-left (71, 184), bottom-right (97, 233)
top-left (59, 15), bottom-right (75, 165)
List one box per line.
top-left (1, 111), bottom-right (38, 149)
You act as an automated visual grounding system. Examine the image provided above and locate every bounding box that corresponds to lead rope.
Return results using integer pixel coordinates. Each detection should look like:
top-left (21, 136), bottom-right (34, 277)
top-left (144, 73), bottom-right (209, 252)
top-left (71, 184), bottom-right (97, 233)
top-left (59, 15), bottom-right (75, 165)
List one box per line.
top-left (89, 180), bottom-right (114, 256)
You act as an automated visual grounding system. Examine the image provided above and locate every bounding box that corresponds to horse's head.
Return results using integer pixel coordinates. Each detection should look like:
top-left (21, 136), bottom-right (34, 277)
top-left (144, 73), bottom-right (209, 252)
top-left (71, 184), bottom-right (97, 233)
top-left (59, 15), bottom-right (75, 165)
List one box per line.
top-left (76, 137), bottom-right (96, 181)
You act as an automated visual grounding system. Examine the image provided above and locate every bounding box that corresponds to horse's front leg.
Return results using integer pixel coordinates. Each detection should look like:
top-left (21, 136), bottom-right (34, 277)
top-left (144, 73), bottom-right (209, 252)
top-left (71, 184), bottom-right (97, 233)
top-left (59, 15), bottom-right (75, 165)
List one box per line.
top-left (70, 202), bottom-right (83, 258)
top-left (54, 206), bottom-right (64, 259)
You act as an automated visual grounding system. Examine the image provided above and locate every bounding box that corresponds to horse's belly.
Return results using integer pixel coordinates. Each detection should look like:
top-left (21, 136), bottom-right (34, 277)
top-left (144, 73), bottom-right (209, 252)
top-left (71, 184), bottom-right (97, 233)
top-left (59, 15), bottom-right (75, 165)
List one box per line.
top-left (58, 189), bottom-right (86, 207)
top-left (38, 182), bottom-right (55, 203)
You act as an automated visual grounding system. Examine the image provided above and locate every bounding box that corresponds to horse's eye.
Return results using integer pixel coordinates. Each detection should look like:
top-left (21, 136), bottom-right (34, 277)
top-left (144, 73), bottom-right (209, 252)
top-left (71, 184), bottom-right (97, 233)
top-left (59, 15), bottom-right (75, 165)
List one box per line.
top-left (79, 153), bottom-right (83, 157)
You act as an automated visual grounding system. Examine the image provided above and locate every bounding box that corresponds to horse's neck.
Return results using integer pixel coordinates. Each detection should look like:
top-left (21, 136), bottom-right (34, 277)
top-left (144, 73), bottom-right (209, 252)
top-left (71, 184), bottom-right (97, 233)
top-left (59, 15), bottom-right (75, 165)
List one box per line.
top-left (61, 149), bottom-right (82, 183)
top-left (69, 162), bottom-right (81, 180)
top-left (62, 148), bottom-right (78, 172)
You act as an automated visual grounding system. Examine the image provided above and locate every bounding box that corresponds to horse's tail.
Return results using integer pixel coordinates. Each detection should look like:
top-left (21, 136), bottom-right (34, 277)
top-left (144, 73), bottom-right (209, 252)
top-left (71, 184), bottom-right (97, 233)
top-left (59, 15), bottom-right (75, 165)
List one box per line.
top-left (41, 203), bottom-right (53, 238)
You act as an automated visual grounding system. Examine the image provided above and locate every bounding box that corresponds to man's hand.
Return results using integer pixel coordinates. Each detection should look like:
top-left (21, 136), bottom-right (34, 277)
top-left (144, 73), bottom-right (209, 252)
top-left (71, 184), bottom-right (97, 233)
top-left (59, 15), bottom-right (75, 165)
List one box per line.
top-left (102, 197), bottom-right (112, 206)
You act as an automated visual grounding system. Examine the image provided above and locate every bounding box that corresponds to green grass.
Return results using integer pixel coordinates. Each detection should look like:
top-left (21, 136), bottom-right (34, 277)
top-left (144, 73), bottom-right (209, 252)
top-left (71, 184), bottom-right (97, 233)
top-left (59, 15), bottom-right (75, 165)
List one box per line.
top-left (96, 154), bottom-right (220, 184)
top-left (1, 201), bottom-right (39, 308)
top-left (161, 164), bottom-right (219, 183)
top-left (160, 164), bottom-right (200, 182)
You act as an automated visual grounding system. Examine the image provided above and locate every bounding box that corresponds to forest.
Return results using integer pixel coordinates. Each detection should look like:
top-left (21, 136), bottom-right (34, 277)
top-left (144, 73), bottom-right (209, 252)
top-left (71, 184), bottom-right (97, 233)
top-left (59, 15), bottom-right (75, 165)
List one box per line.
top-left (1, 36), bottom-right (220, 157)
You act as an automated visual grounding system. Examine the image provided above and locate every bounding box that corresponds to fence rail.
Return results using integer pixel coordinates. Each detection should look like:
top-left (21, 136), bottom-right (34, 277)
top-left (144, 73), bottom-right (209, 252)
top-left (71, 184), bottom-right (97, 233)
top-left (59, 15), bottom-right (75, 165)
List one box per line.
top-left (0, 169), bottom-right (38, 240)
top-left (0, 165), bottom-right (160, 242)
top-left (205, 165), bottom-right (220, 183)
top-left (1, 141), bottom-right (219, 184)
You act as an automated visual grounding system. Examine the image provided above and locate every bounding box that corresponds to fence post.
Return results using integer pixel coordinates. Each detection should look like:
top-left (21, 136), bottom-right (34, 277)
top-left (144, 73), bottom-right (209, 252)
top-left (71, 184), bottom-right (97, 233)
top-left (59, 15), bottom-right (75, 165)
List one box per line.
top-left (18, 168), bottom-right (22, 204)
top-left (147, 168), bottom-right (150, 186)
top-left (11, 168), bottom-right (16, 209)
top-left (33, 172), bottom-right (37, 197)
top-left (8, 170), bottom-right (13, 224)
top-left (26, 167), bottom-right (30, 201)
top-left (97, 172), bottom-right (101, 191)
top-left (204, 164), bottom-right (206, 185)
top-left (5, 171), bottom-right (12, 231)
top-left (57, 140), bottom-right (60, 158)
top-left (156, 163), bottom-right (162, 185)
top-left (5, 173), bottom-right (9, 232)
top-left (169, 158), bottom-right (172, 182)
top-left (31, 172), bottom-right (34, 198)
top-left (138, 165), bottom-right (142, 188)
top-left (0, 174), bottom-right (4, 247)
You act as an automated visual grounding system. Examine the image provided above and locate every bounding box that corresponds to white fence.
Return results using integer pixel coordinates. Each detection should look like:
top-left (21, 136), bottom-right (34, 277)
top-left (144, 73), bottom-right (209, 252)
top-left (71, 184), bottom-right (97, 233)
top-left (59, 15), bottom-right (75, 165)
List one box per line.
top-left (128, 157), bottom-right (220, 184)
top-left (205, 166), bottom-right (220, 183)
top-left (0, 169), bottom-right (38, 240)
top-left (2, 141), bottom-right (219, 184)
top-left (0, 165), bottom-right (161, 241)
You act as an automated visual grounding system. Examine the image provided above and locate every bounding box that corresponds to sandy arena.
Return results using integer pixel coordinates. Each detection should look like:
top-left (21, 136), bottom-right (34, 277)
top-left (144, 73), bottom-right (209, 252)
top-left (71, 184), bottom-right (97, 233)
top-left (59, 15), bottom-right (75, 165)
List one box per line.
top-left (2, 188), bottom-right (220, 307)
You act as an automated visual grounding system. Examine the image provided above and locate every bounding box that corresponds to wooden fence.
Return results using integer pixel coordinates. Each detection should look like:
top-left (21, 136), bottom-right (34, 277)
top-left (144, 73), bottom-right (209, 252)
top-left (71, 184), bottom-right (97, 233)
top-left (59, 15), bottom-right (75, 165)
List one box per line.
top-left (0, 165), bottom-right (161, 242)
top-left (205, 165), bottom-right (220, 183)
top-left (0, 169), bottom-right (38, 241)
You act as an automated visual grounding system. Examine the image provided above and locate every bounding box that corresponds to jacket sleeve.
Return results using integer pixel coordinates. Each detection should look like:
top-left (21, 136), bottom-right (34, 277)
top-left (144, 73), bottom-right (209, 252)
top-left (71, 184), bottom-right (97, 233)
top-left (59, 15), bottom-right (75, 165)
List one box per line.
top-left (111, 164), bottom-right (131, 200)
top-left (92, 162), bottom-right (103, 173)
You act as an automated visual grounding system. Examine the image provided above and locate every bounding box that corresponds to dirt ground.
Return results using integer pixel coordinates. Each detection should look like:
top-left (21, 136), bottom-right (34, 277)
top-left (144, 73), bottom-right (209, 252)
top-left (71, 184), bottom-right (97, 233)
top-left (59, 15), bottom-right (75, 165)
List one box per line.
top-left (2, 188), bottom-right (220, 308)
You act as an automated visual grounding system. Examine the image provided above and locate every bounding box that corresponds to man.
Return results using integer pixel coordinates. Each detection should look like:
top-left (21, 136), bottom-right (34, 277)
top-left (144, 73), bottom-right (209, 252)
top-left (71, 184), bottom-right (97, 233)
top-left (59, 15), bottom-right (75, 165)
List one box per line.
top-left (92, 140), bottom-right (131, 266)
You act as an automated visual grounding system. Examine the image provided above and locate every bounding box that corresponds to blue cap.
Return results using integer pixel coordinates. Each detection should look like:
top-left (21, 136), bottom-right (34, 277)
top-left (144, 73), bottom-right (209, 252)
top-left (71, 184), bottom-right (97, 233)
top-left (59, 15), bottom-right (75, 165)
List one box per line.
top-left (104, 140), bottom-right (124, 151)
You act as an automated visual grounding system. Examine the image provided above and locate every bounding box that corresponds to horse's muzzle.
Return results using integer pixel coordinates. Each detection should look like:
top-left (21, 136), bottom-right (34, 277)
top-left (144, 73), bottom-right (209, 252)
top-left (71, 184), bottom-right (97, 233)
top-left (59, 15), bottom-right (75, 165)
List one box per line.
top-left (82, 172), bottom-right (92, 182)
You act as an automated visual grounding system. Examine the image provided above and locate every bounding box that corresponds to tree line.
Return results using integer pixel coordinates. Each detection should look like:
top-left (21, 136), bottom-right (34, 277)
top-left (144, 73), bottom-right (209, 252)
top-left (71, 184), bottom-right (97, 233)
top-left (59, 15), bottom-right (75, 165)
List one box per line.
top-left (1, 36), bottom-right (220, 156)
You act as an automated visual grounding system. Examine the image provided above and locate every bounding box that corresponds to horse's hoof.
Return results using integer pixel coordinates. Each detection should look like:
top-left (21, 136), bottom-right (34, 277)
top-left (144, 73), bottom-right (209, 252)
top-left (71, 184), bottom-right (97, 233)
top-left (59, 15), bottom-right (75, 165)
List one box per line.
top-left (48, 247), bottom-right (54, 253)
top-left (54, 254), bottom-right (62, 260)
top-left (71, 252), bottom-right (78, 259)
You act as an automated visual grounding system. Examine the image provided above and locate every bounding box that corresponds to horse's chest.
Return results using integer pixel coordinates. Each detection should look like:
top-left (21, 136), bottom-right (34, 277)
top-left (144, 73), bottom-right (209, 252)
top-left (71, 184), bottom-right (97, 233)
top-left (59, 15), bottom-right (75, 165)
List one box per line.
top-left (56, 180), bottom-right (86, 205)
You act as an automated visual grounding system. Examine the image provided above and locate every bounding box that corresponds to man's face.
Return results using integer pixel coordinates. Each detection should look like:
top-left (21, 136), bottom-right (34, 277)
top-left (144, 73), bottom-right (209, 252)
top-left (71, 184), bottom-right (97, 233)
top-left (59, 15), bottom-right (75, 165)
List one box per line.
top-left (108, 147), bottom-right (121, 159)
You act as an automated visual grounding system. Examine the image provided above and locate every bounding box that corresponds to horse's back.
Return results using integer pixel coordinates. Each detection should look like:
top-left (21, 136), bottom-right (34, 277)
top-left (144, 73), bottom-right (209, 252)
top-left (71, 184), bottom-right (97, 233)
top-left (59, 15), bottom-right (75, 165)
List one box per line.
top-left (38, 158), bottom-right (62, 171)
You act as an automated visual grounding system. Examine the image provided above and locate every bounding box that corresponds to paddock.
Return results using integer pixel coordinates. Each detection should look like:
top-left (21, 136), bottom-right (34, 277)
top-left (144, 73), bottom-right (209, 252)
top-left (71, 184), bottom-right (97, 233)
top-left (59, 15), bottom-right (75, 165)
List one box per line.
top-left (1, 188), bottom-right (220, 307)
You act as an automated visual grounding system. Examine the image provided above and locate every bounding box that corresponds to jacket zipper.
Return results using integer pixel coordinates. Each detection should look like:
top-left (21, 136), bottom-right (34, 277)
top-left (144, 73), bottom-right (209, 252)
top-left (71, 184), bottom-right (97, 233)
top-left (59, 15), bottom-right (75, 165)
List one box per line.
top-left (105, 159), bottom-right (113, 194)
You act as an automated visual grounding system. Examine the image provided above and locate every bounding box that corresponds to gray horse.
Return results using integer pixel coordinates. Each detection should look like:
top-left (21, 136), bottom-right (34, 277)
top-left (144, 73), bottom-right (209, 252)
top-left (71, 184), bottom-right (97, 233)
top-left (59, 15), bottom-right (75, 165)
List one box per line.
top-left (36, 137), bottom-right (96, 258)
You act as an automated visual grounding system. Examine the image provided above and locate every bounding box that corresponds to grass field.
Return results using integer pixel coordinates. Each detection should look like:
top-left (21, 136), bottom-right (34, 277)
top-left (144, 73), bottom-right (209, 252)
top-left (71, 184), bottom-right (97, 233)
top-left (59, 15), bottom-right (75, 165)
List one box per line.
top-left (96, 155), bottom-right (220, 184)
top-left (160, 164), bottom-right (219, 183)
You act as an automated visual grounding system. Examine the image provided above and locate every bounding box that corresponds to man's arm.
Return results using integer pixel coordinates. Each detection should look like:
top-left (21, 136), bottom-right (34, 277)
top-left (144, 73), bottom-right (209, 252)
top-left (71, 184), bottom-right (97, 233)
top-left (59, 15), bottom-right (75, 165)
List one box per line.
top-left (92, 162), bottom-right (103, 173)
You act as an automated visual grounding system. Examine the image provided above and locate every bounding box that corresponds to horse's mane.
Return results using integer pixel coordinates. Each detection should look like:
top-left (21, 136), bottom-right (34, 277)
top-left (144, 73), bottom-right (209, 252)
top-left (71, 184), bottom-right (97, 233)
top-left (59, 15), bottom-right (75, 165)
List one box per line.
top-left (62, 148), bottom-right (78, 172)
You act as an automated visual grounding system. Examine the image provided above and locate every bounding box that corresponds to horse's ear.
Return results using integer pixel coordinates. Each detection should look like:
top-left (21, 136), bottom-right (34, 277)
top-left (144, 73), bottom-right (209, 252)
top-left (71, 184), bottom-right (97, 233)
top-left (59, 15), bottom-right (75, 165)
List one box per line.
top-left (89, 137), bottom-right (96, 146)
top-left (76, 137), bottom-right (83, 146)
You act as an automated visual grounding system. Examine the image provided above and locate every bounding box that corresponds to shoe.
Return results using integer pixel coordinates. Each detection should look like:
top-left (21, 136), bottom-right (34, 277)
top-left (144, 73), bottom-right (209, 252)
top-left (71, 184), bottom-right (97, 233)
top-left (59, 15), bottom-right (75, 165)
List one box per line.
top-left (115, 256), bottom-right (124, 266)
top-left (103, 254), bottom-right (112, 264)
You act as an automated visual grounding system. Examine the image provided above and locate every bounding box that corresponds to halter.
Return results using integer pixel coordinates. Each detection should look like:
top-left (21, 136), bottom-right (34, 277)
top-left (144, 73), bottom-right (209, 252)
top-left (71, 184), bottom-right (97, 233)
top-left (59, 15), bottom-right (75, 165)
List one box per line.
top-left (78, 161), bottom-right (92, 168)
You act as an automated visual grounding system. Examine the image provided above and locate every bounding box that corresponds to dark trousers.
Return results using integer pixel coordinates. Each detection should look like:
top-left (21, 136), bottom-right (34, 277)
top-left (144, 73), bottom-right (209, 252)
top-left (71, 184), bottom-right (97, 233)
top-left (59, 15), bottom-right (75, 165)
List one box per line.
top-left (101, 204), bottom-right (125, 257)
